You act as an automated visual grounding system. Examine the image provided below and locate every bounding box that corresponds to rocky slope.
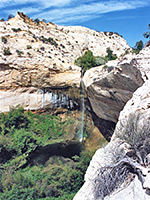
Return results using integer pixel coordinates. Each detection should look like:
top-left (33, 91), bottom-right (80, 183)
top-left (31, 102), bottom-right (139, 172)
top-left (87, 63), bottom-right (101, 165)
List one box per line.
top-left (74, 79), bottom-right (150, 200)
top-left (0, 12), bottom-right (130, 112)
top-left (83, 46), bottom-right (150, 123)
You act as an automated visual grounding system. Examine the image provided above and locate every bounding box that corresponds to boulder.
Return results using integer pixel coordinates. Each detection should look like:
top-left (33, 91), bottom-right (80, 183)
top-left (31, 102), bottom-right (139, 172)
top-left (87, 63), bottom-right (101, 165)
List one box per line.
top-left (83, 56), bottom-right (144, 123)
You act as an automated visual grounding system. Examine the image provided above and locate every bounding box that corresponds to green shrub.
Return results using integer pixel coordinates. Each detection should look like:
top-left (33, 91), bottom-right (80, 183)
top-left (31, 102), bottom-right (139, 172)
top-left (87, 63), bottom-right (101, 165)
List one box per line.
top-left (75, 50), bottom-right (97, 72)
top-left (16, 50), bottom-right (24, 57)
top-left (3, 47), bottom-right (11, 55)
top-left (11, 28), bottom-right (21, 32)
top-left (27, 45), bottom-right (32, 49)
top-left (39, 36), bottom-right (58, 47)
top-left (95, 56), bottom-right (106, 65)
top-left (105, 47), bottom-right (117, 61)
top-left (1, 36), bottom-right (7, 44)
top-left (0, 107), bottom-right (29, 135)
top-left (132, 40), bottom-right (143, 54)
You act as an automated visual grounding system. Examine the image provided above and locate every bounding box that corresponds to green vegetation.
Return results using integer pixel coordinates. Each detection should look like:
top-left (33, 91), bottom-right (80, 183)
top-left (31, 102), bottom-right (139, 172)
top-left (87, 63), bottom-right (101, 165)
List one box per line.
top-left (34, 18), bottom-right (40, 24)
top-left (143, 24), bottom-right (150, 39)
top-left (132, 40), bottom-right (144, 54)
top-left (105, 47), bottom-right (117, 61)
top-left (39, 36), bottom-right (58, 47)
top-left (11, 28), bottom-right (21, 32)
top-left (3, 47), bottom-right (11, 55)
top-left (1, 36), bottom-right (7, 44)
top-left (0, 107), bottom-right (95, 199)
top-left (8, 14), bottom-right (15, 20)
top-left (16, 50), bottom-right (24, 57)
top-left (27, 45), bottom-right (32, 49)
top-left (75, 49), bottom-right (117, 73)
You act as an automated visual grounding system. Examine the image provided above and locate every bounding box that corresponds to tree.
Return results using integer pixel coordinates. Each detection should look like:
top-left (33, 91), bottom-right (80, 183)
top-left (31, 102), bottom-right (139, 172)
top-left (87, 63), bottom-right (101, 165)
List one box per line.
top-left (75, 50), bottom-right (97, 73)
top-left (132, 40), bottom-right (143, 54)
top-left (105, 47), bottom-right (117, 61)
top-left (34, 18), bottom-right (40, 24)
top-left (135, 40), bottom-right (143, 51)
top-left (143, 24), bottom-right (150, 39)
top-left (8, 14), bottom-right (15, 20)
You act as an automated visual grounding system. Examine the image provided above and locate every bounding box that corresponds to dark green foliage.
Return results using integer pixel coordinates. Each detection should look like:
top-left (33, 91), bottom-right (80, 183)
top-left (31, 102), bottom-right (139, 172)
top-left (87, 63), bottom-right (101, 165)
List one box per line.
top-left (11, 28), bottom-right (21, 32)
top-left (3, 47), bottom-right (11, 55)
top-left (39, 36), bottom-right (58, 47)
top-left (105, 48), bottom-right (117, 61)
top-left (16, 50), bottom-right (24, 57)
top-left (75, 50), bottom-right (97, 72)
top-left (75, 49), bottom-right (117, 73)
top-left (0, 107), bottom-right (29, 135)
top-left (143, 24), bottom-right (150, 39)
top-left (27, 45), bottom-right (32, 49)
top-left (1, 36), bottom-right (7, 44)
top-left (95, 56), bottom-right (106, 66)
top-left (0, 107), bottom-right (95, 199)
top-left (34, 18), bottom-right (40, 24)
top-left (132, 40), bottom-right (143, 54)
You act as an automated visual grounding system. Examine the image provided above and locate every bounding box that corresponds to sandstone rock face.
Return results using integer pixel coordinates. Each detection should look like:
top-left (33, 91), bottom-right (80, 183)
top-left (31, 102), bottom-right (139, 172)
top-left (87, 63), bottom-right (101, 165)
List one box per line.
top-left (83, 55), bottom-right (144, 123)
top-left (74, 80), bottom-right (150, 200)
top-left (0, 12), bottom-right (130, 112)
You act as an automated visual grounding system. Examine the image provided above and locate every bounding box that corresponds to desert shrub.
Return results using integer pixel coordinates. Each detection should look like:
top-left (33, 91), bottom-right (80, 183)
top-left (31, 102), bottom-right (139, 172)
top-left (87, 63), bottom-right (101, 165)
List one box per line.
top-left (75, 50), bottom-right (97, 72)
top-left (60, 44), bottom-right (65, 48)
top-left (143, 24), bottom-right (150, 39)
top-left (16, 50), bottom-right (24, 57)
top-left (3, 47), bottom-right (11, 55)
top-left (105, 47), bottom-right (117, 61)
top-left (11, 28), bottom-right (21, 32)
top-left (34, 18), bottom-right (40, 24)
top-left (8, 14), bottom-right (14, 20)
top-left (1, 36), bottom-right (7, 44)
top-left (39, 36), bottom-right (58, 47)
top-left (27, 45), bottom-right (32, 49)
top-left (95, 56), bottom-right (106, 65)
top-left (132, 40), bottom-right (143, 54)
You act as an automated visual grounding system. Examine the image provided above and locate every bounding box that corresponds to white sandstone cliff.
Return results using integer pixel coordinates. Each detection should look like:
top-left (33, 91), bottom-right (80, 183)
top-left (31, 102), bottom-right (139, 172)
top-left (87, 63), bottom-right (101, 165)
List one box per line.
top-left (0, 12), bottom-right (130, 112)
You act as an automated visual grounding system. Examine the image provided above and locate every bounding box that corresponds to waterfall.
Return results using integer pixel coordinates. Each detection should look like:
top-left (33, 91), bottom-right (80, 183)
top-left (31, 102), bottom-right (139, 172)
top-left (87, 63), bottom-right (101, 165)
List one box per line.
top-left (77, 78), bottom-right (85, 142)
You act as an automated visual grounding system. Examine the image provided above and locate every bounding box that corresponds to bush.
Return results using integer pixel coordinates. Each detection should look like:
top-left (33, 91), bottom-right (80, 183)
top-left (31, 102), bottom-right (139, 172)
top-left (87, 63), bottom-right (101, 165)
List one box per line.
top-left (75, 50), bottom-right (97, 72)
top-left (16, 50), bottom-right (24, 57)
top-left (132, 40), bottom-right (143, 54)
top-left (8, 14), bottom-right (15, 20)
top-left (143, 24), bottom-right (150, 39)
top-left (75, 49), bottom-right (117, 73)
top-left (0, 107), bottom-right (29, 135)
top-left (3, 47), bottom-right (11, 55)
top-left (39, 36), bottom-right (58, 47)
top-left (1, 36), bottom-right (7, 44)
top-left (27, 45), bottom-right (32, 49)
top-left (95, 56), bottom-right (106, 65)
top-left (11, 28), bottom-right (21, 32)
top-left (105, 48), bottom-right (117, 61)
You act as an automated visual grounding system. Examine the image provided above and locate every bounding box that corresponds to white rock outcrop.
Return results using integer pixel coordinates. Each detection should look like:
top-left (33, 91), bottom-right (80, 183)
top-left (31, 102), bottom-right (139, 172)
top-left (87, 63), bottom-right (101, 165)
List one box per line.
top-left (0, 12), bottom-right (130, 112)
top-left (83, 52), bottom-right (145, 122)
top-left (74, 80), bottom-right (150, 200)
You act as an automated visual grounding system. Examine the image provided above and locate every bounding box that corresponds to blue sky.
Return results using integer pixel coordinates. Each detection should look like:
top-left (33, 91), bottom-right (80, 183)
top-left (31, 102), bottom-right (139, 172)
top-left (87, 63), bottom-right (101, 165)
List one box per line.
top-left (0, 0), bottom-right (150, 47)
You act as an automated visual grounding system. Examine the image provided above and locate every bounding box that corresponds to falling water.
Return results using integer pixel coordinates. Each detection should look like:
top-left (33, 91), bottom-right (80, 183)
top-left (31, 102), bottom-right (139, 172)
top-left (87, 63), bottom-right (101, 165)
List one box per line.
top-left (78, 78), bottom-right (85, 142)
